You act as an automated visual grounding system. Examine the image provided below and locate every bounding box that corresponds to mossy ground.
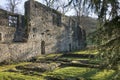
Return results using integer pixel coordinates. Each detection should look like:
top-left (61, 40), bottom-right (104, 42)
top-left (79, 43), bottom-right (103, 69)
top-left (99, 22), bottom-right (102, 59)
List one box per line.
top-left (0, 62), bottom-right (44, 80)
top-left (0, 49), bottom-right (119, 80)
top-left (45, 67), bottom-right (116, 80)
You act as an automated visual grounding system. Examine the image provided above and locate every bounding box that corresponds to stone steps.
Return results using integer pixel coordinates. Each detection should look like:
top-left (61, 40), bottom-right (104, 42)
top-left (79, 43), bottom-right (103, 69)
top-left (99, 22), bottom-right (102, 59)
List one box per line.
top-left (61, 60), bottom-right (100, 68)
top-left (30, 53), bottom-right (99, 69)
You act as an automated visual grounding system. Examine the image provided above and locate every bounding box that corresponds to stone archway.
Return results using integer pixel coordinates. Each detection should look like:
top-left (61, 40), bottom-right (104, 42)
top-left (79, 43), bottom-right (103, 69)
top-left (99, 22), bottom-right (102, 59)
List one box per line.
top-left (41, 40), bottom-right (45, 54)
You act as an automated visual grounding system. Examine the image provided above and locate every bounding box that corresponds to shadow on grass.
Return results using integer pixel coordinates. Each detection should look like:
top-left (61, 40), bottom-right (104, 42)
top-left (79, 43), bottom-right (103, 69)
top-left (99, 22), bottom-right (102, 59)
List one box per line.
top-left (44, 67), bottom-right (100, 80)
top-left (89, 69), bottom-right (116, 80)
top-left (61, 54), bottom-right (96, 58)
top-left (80, 69), bottom-right (99, 79)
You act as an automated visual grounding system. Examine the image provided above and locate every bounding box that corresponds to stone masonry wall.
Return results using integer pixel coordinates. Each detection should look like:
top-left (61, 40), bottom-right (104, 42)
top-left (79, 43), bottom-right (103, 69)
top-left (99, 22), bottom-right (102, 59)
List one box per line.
top-left (0, 26), bottom-right (15, 43)
top-left (0, 9), bottom-right (16, 43)
top-left (0, 0), bottom-right (86, 63)
top-left (0, 42), bottom-right (41, 62)
top-left (25, 0), bottom-right (85, 54)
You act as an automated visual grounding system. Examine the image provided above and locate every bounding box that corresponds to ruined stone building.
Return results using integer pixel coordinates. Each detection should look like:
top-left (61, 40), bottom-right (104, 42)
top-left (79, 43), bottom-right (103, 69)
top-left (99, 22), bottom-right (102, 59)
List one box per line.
top-left (0, 0), bottom-right (86, 62)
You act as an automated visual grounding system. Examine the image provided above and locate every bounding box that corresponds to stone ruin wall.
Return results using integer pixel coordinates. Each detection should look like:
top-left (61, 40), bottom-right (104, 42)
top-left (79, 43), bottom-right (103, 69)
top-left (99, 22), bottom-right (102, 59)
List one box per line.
top-left (25, 0), bottom-right (85, 53)
top-left (0, 0), bottom-right (86, 63)
top-left (0, 9), bottom-right (16, 43)
top-left (0, 42), bottom-right (42, 62)
top-left (0, 8), bottom-right (41, 63)
top-left (0, 26), bottom-right (15, 43)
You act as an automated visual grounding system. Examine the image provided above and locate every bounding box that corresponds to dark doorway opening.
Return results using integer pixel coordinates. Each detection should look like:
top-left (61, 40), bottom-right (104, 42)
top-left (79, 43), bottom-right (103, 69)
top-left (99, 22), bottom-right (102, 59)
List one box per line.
top-left (69, 44), bottom-right (71, 52)
top-left (41, 40), bottom-right (45, 54)
top-left (0, 33), bottom-right (2, 41)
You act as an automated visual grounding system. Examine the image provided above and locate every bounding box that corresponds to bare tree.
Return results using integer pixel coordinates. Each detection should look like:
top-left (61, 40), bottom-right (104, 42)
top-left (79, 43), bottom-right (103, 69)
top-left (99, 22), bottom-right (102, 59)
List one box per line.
top-left (72, 0), bottom-right (84, 24)
top-left (55, 0), bottom-right (72, 14)
top-left (6, 0), bottom-right (21, 14)
top-left (44, 0), bottom-right (56, 7)
top-left (44, 0), bottom-right (72, 14)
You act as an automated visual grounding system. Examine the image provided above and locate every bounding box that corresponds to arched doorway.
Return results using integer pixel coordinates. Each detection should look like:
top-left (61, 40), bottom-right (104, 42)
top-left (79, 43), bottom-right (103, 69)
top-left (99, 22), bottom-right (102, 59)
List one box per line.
top-left (41, 40), bottom-right (45, 54)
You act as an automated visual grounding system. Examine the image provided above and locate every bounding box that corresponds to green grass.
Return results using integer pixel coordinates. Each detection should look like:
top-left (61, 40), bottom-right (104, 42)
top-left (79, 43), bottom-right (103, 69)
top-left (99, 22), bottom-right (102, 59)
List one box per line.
top-left (0, 62), bottom-right (31, 71)
top-left (0, 65), bottom-right (116, 80)
top-left (92, 70), bottom-right (116, 80)
top-left (0, 72), bottom-right (44, 80)
top-left (73, 49), bottom-right (98, 55)
top-left (45, 67), bottom-right (116, 80)
top-left (0, 50), bottom-right (118, 80)
top-left (58, 57), bottom-right (90, 61)
top-left (36, 53), bottom-right (62, 60)
top-left (0, 62), bottom-right (44, 80)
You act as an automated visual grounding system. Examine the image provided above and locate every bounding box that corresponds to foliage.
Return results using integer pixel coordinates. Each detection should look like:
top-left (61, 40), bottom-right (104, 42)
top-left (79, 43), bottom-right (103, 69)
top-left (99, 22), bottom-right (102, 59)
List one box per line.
top-left (89, 16), bottom-right (120, 70)
top-left (67, 0), bottom-right (119, 19)
top-left (67, 0), bottom-right (120, 70)
top-left (86, 0), bottom-right (119, 21)
top-left (66, 1), bottom-right (120, 79)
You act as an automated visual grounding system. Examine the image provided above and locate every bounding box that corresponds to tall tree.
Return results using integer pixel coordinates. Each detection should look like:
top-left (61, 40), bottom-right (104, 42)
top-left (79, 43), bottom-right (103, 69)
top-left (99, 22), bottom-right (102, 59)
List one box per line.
top-left (86, 0), bottom-right (120, 79)
top-left (67, 0), bottom-right (120, 78)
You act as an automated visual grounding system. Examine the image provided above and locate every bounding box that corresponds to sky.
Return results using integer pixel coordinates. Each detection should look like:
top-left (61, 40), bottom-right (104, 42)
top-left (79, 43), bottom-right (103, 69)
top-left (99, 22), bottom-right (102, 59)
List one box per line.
top-left (0, 0), bottom-right (41, 14)
top-left (0, 0), bottom-right (98, 18)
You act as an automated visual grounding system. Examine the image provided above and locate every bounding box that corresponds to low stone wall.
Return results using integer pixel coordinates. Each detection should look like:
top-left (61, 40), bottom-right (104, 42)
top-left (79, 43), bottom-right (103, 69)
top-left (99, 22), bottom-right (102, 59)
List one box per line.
top-left (0, 42), bottom-right (42, 63)
top-left (0, 26), bottom-right (15, 43)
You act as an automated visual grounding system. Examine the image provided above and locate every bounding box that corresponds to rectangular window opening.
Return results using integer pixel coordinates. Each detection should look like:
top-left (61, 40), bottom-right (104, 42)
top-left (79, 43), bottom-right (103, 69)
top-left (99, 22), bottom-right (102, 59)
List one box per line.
top-left (8, 16), bottom-right (18, 27)
top-left (52, 13), bottom-right (61, 26)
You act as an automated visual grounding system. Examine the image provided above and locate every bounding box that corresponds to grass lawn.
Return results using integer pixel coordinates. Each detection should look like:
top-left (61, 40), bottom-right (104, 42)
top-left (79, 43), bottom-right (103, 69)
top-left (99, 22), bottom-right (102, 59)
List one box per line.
top-left (0, 62), bottom-right (44, 80)
top-left (45, 67), bottom-right (116, 80)
top-left (0, 72), bottom-right (44, 80)
top-left (73, 49), bottom-right (98, 55)
top-left (0, 49), bottom-right (119, 80)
